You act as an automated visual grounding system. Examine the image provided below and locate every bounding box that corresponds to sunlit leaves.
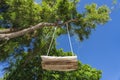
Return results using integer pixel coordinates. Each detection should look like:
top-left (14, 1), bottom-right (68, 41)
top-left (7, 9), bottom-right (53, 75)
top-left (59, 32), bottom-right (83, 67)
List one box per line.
top-left (1, 0), bottom-right (42, 28)
top-left (73, 3), bottom-right (110, 41)
top-left (85, 3), bottom-right (110, 24)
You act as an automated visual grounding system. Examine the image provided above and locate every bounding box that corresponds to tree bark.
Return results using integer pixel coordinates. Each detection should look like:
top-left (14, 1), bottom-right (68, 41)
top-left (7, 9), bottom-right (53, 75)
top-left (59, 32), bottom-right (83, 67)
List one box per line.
top-left (0, 29), bottom-right (11, 34)
top-left (0, 22), bottom-right (56, 40)
top-left (0, 19), bottom-right (78, 41)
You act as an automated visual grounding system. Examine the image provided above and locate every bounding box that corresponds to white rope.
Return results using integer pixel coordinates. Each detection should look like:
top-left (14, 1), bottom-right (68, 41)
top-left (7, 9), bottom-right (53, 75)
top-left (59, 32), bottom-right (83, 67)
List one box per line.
top-left (47, 27), bottom-right (57, 56)
top-left (66, 23), bottom-right (74, 56)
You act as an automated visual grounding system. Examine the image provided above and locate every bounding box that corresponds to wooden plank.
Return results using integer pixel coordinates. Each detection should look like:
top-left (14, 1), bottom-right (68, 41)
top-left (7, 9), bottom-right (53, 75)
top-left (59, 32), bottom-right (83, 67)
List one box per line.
top-left (41, 56), bottom-right (78, 71)
top-left (42, 64), bottom-right (78, 71)
top-left (41, 56), bottom-right (77, 61)
top-left (42, 60), bottom-right (78, 65)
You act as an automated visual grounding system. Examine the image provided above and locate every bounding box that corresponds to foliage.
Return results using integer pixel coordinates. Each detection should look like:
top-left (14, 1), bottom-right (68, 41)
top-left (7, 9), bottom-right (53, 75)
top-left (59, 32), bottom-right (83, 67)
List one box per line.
top-left (0, 78), bottom-right (3, 80)
top-left (3, 49), bottom-right (102, 80)
top-left (0, 0), bottom-right (42, 28)
top-left (0, 0), bottom-right (110, 80)
top-left (112, 0), bottom-right (117, 4)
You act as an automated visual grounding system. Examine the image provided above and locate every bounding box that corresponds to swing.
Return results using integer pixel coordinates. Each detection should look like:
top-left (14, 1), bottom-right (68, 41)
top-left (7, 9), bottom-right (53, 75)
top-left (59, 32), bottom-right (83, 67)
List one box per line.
top-left (41, 23), bottom-right (78, 71)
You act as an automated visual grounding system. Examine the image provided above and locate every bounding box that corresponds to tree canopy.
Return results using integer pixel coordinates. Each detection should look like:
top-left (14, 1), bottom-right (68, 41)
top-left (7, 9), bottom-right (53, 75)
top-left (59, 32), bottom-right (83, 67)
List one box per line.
top-left (0, 0), bottom-right (110, 80)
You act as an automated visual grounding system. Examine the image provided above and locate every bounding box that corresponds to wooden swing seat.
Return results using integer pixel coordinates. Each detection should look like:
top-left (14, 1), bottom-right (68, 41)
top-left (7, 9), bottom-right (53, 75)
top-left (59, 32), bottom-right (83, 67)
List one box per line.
top-left (41, 56), bottom-right (78, 71)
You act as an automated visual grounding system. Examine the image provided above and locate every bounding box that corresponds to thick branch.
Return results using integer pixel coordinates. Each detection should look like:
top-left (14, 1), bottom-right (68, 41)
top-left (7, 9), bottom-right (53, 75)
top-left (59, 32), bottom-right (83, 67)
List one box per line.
top-left (0, 28), bottom-right (23, 34)
top-left (0, 19), bottom-right (78, 41)
top-left (0, 29), bottom-right (11, 34)
top-left (0, 23), bottom-right (56, 40)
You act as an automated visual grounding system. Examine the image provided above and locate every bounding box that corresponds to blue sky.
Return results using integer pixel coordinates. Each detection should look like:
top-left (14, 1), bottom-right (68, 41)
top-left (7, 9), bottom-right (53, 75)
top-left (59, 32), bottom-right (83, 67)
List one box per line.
top-left (0, 0), bottom-right (120, 80)
top-left (57, 0), bottom-right (120, 80)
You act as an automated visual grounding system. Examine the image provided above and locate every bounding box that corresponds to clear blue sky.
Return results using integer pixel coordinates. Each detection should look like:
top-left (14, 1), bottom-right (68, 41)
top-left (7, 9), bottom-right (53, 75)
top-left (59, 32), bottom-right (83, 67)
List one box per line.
top-left (0, 0), bottom-right (120, 80)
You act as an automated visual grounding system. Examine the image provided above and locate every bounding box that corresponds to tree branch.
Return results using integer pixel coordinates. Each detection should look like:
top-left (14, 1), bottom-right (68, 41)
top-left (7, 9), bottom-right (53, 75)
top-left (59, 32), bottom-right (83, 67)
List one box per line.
top-left (0, 28), bottom-right (23, 34)
top-left (0, 19), bottom-right (79, 41)
top-left (0, 29), bottom-right (11, 34)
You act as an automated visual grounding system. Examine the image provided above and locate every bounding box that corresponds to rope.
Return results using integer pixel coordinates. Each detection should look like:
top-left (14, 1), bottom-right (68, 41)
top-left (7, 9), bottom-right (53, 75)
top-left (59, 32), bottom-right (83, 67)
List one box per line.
top-left (66, 23), bottom-right (74, 56)
top-left (47, 27), bottom-right (57, 56)
top-left (46, 24), bottom-right (74, 56)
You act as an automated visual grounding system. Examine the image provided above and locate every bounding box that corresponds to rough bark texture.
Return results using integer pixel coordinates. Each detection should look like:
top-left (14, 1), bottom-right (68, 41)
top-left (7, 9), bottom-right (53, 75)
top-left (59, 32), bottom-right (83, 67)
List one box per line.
top-left (0, 29), bottom-right (11, 34)
top-left (0, 19), bottom-right (78, 41)
top-left (0, 23), bottom-right (56, 40)
top-left (42, 61), bottom-right (78, 71)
